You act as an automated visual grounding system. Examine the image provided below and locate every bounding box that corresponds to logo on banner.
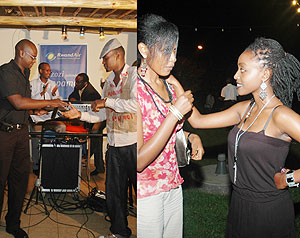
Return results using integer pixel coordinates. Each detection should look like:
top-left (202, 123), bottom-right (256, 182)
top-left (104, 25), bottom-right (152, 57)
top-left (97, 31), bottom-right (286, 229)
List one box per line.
top-left (45, 52), bottom-right (82, 61)
top-left (46, 52), bottom-right (56, 61)
top-left (56, 52), bottom-right (82, 59)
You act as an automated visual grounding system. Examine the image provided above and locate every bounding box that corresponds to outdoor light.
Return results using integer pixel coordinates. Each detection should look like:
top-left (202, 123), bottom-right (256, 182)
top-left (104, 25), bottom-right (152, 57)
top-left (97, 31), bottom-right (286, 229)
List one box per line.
top-left (80, 26), bottom-right (85, 37)
top-left (61, 25), bottom-right (67, 40)
top-left (197, 45), bottom-right (203, 50)
top-left (99, 27), bottom-right (105, 39)
top-left (292, 1), bottom-right (300, 12)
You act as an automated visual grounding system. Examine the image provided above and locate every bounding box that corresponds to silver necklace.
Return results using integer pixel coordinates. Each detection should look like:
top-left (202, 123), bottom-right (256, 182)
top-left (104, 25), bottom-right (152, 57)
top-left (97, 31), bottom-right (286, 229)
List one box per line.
top-left (233, 94), bottom-right (275, 184)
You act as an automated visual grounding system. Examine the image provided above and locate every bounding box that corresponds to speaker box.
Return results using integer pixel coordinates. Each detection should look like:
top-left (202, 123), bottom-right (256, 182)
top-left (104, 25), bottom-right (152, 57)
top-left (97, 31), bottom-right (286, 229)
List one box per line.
top-left (40, 144), bottom-right (82, 192)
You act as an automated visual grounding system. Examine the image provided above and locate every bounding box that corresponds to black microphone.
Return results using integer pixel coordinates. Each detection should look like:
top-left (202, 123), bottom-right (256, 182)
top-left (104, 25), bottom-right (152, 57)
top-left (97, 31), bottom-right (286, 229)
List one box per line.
top-left (51, 107), bottom-right (58, 119)
top-left (42, 84), bottom-right (47, 99)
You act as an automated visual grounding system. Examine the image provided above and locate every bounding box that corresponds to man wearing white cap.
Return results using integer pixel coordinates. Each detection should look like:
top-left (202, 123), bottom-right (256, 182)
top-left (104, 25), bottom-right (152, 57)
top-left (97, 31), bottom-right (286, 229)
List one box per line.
top-left (63, 38), bottom-right (137, 238)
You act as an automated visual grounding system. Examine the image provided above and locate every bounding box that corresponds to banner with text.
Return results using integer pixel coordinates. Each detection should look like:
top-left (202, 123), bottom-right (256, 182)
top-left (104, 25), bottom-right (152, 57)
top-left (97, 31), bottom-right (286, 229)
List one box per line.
top-left (40, 44), bottom-right (87, 100)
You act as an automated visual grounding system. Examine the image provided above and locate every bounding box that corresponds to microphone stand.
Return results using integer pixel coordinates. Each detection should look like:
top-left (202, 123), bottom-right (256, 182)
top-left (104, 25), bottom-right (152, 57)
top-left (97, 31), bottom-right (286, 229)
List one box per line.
top-left (24, 120), bottom-right (49, 215)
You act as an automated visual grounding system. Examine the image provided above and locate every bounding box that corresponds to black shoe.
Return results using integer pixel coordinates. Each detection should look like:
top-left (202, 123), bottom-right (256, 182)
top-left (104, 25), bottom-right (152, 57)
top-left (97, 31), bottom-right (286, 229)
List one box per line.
top-left (6, 228), bottom-right (29, 238)
top-left (90, 169), bottom-right (100, 176)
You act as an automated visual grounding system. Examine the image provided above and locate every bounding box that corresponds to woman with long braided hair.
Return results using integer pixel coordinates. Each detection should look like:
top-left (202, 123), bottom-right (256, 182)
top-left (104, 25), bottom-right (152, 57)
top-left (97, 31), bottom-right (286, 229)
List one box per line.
top-left (168, 37), bottom-right (300, 237)
top-left (246, 38), bottom-right (300, 107)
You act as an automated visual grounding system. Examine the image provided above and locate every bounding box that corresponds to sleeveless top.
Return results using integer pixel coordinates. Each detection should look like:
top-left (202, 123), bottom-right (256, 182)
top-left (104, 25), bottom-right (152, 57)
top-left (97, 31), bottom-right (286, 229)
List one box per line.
top-left (137, 77), bottom-right (183, 199)
top-left (228, 104), bottom-right (290, 201)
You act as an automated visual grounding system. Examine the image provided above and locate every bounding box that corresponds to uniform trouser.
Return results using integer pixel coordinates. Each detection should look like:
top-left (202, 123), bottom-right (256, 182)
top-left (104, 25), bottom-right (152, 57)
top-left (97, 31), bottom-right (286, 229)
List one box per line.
top-left (105, 143), bottom-right (137, 237)
top-left (0, 127), bottom-right (30, 230)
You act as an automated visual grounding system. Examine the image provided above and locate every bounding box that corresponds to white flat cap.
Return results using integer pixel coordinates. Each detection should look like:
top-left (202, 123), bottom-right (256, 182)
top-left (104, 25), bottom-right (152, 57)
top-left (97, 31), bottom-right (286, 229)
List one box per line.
top-left (99, 38), bottom-right (122, 59)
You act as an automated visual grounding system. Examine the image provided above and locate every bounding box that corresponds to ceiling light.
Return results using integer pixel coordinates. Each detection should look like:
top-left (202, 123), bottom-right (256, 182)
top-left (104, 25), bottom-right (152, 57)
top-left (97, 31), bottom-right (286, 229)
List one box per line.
top-left (80, 26), bottom-right (85, 37)
top-left (62, 25), bottom-right (67, 40)
top-left (99, 27), bottom-right (105, 40)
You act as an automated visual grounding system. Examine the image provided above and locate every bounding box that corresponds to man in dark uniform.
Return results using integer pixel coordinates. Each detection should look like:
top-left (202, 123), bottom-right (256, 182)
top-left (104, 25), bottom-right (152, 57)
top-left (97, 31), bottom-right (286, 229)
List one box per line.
top-left (0, 39), bottom-right (66, 238)
top-left (68, 73), bottom-right (106, 175)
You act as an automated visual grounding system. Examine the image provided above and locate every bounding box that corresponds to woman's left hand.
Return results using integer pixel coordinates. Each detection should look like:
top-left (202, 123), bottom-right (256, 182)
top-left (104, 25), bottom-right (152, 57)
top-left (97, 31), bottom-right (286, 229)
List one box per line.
top-left (188, 133), bottom-right (204, 160)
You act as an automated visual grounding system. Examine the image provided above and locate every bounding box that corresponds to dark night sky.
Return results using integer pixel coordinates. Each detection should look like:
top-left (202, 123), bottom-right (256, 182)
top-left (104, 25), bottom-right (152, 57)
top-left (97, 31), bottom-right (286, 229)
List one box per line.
top-left (139, 0), bottom-right (300, 99)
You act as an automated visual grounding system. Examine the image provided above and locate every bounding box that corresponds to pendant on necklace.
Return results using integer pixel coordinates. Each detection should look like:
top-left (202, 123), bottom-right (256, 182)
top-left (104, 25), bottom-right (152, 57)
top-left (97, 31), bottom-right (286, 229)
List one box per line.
top-left (246, 111), bottom-right (251, 118)
top-left (233, 160), bottom-right (237, 184)
top-left (234, 156), bottom-right (237, 163)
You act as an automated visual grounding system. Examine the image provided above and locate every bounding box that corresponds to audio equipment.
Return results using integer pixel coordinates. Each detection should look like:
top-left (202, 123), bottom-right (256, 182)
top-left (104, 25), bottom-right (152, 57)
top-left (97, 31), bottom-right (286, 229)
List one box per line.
top-left (40, 144), bottom-right (82, 192)
top-left (70, 101), bottom-right (92, 112)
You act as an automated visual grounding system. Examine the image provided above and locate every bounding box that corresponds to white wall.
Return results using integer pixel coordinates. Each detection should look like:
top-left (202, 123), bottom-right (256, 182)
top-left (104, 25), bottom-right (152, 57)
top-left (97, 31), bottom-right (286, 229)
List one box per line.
top-left (0, 28), bottom-right (137, 95)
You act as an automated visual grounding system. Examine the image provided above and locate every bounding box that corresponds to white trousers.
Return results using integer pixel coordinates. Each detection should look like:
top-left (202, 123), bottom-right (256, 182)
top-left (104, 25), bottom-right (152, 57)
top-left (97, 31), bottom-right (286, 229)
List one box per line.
top-left (137, 186), bottom-right (183, 238)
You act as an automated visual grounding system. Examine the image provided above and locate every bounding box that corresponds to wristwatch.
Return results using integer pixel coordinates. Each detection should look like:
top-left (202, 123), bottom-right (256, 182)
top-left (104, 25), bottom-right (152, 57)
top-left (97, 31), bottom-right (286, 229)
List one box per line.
top-left (286, 171), bottom-right (299, 188)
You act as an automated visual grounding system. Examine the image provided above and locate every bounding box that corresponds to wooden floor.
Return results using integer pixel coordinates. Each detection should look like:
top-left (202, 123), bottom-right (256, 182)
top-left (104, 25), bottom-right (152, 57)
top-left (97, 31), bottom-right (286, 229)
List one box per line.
top-left (0, 159), bottom-right (137, 238)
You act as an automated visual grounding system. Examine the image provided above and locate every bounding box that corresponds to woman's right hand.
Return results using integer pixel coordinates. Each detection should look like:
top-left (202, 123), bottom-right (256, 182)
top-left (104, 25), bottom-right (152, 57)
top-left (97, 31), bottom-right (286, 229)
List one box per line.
top-left (173, 90), bottom-right (194, 116)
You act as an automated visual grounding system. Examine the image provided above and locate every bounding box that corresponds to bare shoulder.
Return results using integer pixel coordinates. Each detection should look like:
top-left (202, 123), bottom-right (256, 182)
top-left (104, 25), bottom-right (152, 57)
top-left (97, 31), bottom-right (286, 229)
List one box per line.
top-left (231, 100), bottom-right (253, 119)
top-left (236, 100), bottom-right (252, 108)
top-left (273, 105), bottom-right (297, 121)
top-left (273, 105), bottom-right (300, 130)
top-left (272, 105), bottom-right (300, 140)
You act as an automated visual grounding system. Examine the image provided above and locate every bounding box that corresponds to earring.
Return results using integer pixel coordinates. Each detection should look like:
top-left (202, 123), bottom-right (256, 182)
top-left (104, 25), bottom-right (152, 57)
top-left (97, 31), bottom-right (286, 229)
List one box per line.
top-left (259, 80), bottom-right (267, 100)
top-left (140, 60), bottom-right (147, 77)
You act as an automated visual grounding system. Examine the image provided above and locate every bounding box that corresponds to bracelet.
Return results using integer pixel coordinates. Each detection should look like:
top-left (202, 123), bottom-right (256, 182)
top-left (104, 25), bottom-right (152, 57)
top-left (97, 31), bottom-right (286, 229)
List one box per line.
top-left (169, 105), bottom-right (183, 121)
top-left (104, 97), bottom-right (108, 107)
top-left (286, 171), bottom-right (299, 188)
top-left (281, 167), bottom-right (287, 173)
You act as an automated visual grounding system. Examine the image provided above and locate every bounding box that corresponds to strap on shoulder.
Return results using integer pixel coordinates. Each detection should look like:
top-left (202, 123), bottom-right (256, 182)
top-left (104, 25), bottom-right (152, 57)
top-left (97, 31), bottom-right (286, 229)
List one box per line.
top-left (263, 105), bottom-right (282, 131)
